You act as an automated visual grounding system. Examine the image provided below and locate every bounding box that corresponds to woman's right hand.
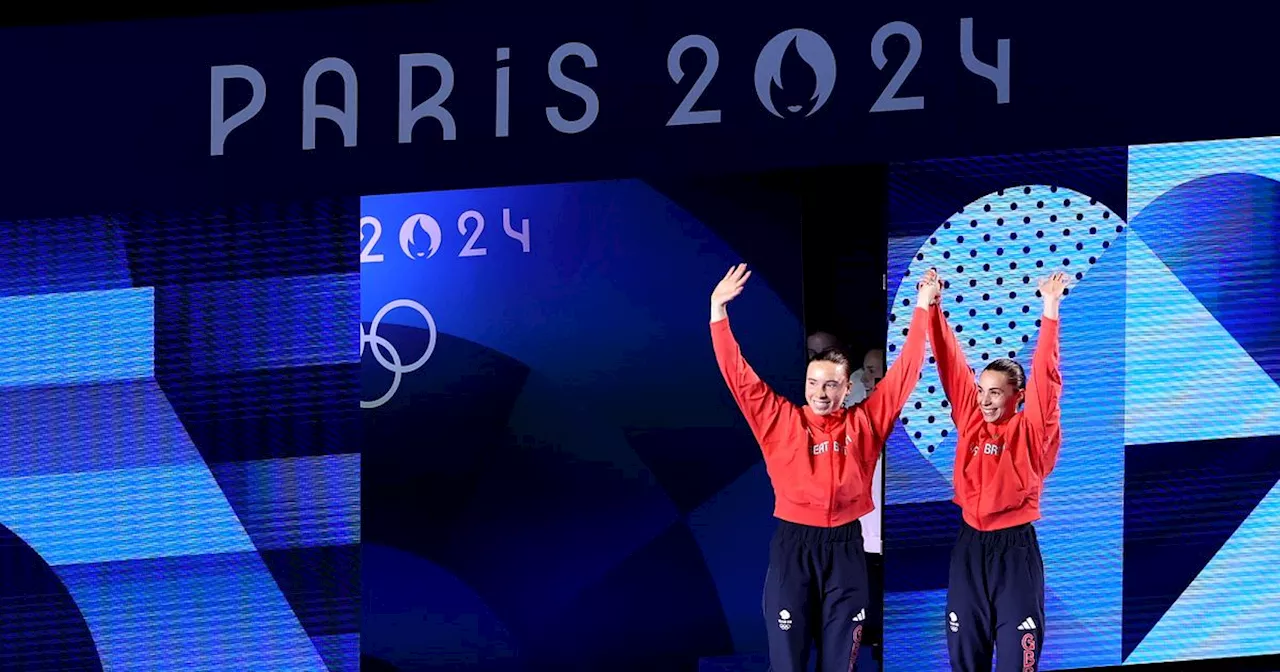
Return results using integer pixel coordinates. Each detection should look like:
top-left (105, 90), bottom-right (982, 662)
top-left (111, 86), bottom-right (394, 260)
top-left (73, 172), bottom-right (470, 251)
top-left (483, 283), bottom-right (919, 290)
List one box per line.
top-left (916, 268), bottom-right (941, 307)
top-left (710, 263), bottom-right (751, 322)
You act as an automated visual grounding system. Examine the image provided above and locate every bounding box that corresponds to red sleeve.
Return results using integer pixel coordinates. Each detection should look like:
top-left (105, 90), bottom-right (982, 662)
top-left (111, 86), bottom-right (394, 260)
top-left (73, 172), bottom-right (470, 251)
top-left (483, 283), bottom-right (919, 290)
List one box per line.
top-left (710, 317), bottom-right (798, 459)
top-left (928, 305), bottom-right (983, 434)
top-left (1024, 316), bottom-right (1063, 477)
top-left (859, 306), bottom-right (930, 452)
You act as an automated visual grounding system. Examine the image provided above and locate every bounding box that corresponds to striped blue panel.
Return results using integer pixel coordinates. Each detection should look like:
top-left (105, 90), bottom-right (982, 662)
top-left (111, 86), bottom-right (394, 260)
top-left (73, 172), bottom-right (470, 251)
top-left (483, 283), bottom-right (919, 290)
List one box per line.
top-left (1123, 231), bottom-right (1280, 444)
top-left (56, 552), bottom-right (328, 671)
top-left (0, 216), bottom-right (133, 298)
top-left (312, 633), bottom-right (359, 672)
top-left (0, 464), bottom-right (254, 566)
top-left (261, 545), bottom-right (360, 636)
top-left (211, 454), bottom-right (360, 550)
top-left (1035, 230), bottom-right (1126, 668)
top-left (1126, 479), bottom-right (1280, 662)
top-left (0, 380), bottom-right (201, 478)
top-left (884, 590), bottom-right (949, 671)
top-left (1128, 135), bottom-right (1280, 218)
top-left (0, 288), bottom-right (152, 387)
top-left (184, 273), bottom-right (359, 375)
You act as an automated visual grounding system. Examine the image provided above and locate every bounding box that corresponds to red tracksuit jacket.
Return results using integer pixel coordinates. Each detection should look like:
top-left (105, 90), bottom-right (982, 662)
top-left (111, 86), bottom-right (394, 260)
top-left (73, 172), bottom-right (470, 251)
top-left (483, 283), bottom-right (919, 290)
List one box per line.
top-left (928, 304), bottom-right (1062, 531)
top-left (710, 306), bottom-right (929, 528)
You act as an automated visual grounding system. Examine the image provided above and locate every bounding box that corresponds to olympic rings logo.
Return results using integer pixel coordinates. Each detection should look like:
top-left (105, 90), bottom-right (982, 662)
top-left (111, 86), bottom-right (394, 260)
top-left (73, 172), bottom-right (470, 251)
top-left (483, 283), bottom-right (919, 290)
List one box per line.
top-left (361, 299), bottom-right (437, 409)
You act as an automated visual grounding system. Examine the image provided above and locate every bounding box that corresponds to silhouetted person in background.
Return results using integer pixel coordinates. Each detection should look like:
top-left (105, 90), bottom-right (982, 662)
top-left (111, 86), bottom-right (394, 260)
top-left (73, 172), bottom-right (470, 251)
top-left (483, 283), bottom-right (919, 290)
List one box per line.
top-left (854, 348), bottom-right (885, 403)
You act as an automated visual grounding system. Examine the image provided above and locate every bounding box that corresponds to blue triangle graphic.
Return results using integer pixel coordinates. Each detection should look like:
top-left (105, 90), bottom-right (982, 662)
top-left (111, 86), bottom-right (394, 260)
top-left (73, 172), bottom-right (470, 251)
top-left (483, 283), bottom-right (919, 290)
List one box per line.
top-left (1125, 471), bottom-right (1280, 663)
top-left (1126, 171), bottom-right (1280, 388)
top-left (1122, 435), bottom-right (1280, 661)
top-left (1124, 231), bottom-right (1280, 445)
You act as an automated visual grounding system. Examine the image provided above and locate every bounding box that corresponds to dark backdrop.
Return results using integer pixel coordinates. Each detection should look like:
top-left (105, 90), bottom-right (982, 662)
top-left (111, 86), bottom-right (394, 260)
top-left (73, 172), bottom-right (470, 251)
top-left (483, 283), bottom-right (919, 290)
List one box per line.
top-left (359, 175), bottom-right (810, 672)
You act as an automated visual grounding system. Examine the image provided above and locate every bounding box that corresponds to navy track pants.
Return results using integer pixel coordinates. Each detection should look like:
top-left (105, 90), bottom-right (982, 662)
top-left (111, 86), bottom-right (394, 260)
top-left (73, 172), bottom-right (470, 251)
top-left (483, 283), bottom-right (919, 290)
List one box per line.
top-left (945, 521), bottom-right (1046, 672)
top-left (763, 519), bottom-right (868, 672)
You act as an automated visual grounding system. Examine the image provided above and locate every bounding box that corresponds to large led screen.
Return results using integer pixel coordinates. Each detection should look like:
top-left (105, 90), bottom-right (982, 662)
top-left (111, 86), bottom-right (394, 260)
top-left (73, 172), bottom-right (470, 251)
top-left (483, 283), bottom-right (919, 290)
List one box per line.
top-left (358, 177), bottom-right (826, 671)
top-left (0, 205), bottom-right (359, 671)
top-left (881, 139), bottom-right (1280, 669)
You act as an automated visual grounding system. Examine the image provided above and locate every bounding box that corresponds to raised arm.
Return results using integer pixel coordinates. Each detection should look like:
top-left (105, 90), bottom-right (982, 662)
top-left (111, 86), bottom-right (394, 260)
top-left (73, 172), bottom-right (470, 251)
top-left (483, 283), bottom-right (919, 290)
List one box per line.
top-left (927, 277), bottom-right (983, 434)
top-left (1025, 272), bottom-right (1067, 477)
top-left (861, 270), bottom-right (939, 444)
top-left (709, 264), bottom-right (796, 455)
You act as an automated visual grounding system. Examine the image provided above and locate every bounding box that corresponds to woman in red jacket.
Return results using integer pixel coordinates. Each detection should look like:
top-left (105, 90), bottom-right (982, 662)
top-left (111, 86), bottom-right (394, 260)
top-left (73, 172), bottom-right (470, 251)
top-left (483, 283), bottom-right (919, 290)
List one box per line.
top-left (709, 263), bottom-right (940, 672)
top-left (927, 270), bottom-right (1068, 672)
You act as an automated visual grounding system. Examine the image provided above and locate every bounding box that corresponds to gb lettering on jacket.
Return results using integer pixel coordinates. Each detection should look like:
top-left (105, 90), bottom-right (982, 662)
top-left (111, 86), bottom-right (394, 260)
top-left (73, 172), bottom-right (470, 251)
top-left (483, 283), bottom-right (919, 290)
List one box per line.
top-left (971, 442), bottom-right (1003, 457)
top-left (813, 435), bottom-right (854, 456)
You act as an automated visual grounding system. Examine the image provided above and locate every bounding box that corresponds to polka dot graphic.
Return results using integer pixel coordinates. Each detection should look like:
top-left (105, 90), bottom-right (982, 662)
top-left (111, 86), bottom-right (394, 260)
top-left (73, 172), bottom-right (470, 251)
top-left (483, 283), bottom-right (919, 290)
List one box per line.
top-left (887, 185), bottom-right (1126, 464)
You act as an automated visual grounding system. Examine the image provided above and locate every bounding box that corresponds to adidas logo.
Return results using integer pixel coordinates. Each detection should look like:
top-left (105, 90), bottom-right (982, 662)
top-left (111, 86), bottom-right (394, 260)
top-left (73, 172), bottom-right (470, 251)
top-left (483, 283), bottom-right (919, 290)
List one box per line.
top-left (852, 609), bottom-right (866, 623)
top-left (1017, 617), bottom-right (1037, 631)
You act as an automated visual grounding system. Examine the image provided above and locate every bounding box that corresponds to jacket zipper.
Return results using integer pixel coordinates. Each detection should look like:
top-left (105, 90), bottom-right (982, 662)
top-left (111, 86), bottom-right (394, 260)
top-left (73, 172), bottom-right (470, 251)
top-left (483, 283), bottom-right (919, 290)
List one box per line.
top-left (828, 433), bottom-right (836, 526)
top-left (973, 431), bottom-right (983, 530)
